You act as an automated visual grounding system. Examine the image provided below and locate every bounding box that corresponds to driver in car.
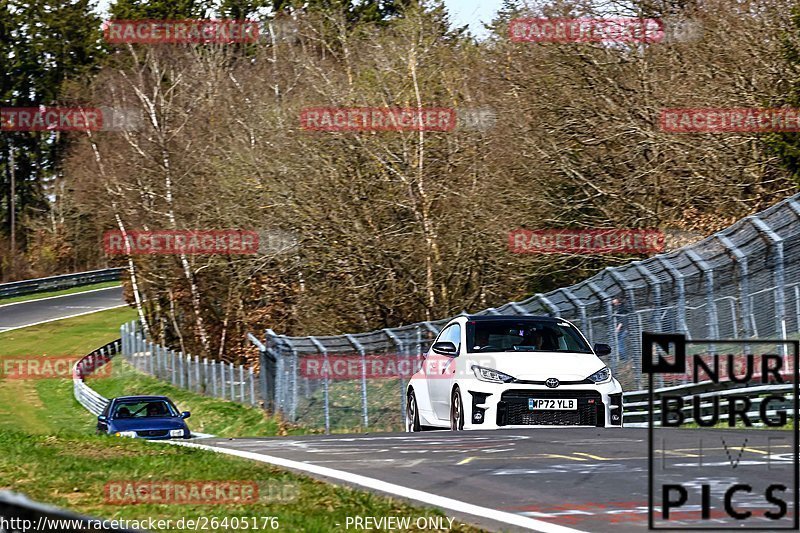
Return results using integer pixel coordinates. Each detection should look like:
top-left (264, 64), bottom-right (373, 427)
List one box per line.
top-left (519, 329), bottom-right (543, 350)
top-left (146, 403), bottom-right (166, 417)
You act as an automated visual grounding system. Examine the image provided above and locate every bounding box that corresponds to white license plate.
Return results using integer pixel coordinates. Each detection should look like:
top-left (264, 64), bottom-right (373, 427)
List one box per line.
top-left (528, 398), bottom-right (577, 410)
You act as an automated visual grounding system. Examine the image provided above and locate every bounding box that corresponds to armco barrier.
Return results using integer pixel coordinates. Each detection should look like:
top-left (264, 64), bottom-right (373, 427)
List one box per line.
top-left (72, 340), bottom-right (119, 416)
top-left (0, 491), bottom-right (141, 532)
top-left (0, 267), bottom-right (123, 299)
top-left (622, 381), bottom-right (794, 426)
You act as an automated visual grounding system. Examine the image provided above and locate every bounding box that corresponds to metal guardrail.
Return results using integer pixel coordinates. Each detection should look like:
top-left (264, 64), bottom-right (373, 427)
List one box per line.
top-left (0, 491), bottom-right (141, 532)
top-left (0, 268), bottom-right (123, 299)
top-left (72, 340), bottom-right (120, 416)
top-left (622, 379), bottom-right (794, 426)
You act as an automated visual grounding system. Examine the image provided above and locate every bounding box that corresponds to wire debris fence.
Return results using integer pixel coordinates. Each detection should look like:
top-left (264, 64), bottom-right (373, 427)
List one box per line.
top-left (262, 194), bottom-right (800, 432)
top-left (120, 321), bottom-right (260, 406)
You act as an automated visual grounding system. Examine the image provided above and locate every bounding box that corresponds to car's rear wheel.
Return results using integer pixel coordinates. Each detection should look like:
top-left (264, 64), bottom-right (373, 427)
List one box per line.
top-left (450, 388), bottom-right (464, 431)
top-left (406, 389), bottom-right (421, 432)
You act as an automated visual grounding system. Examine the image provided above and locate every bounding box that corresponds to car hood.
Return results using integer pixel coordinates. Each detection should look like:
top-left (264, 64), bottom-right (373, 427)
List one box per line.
top-left (466, 351), bottom-right (606, 381)
top-left (110, 417), bottom-right (187, 431)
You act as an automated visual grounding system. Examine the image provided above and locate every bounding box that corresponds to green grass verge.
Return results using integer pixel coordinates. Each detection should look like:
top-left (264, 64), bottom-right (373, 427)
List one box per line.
top-left (0, 308), bottom-right (486, 532)
top-left (0, 306), bottom-right (135, 358)
top-left (0, 280), bottom-right (121, 305)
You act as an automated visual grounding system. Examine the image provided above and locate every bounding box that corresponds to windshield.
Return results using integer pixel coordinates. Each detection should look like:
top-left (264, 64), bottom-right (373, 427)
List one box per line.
top-left (113, 400), bottom-right (178, 419)
top-left (466, 319), bottom-right (592, 354)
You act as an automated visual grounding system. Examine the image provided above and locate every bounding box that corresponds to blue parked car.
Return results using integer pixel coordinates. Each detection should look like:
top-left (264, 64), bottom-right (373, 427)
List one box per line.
top-left (97, 395), bottom-right (191, 439)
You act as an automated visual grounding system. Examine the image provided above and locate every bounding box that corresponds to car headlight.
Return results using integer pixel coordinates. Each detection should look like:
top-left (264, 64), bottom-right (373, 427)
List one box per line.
top-left (472, 365), bottom-right (515, 383)
top-left (588, 366), bottom-right (611, 383)
top-left (170, 429), bottom-right (186, 438)
top-left (114, 431), bottom-right (137, 438)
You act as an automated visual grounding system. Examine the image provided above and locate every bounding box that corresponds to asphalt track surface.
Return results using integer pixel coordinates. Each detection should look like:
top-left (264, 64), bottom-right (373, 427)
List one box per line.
top-left (0, 286), bottom-right (125, 332)
top-left (199, 428), bottom-right (798, 532)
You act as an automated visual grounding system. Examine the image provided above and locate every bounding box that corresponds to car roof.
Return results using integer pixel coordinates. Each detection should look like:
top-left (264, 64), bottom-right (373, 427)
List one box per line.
top-left (113, 395), bottom-right (171, 402)
top-left (463, 315), bottom-right (561, 322)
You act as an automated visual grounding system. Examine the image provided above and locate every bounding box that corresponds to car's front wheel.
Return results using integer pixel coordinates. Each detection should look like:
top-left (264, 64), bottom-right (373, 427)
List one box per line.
top-left (450, 388), bottom-right (464, 431)
top-left (406, 389), bottom-right (421, 432)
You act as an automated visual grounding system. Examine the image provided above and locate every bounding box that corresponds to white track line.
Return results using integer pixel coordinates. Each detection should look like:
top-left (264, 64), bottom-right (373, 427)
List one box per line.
top-left (0, 285), bottom-right (122, 309)
top-left (0, 304), bottom-right (129, 334)
top-left (170, 440), bottom-right (586, 533)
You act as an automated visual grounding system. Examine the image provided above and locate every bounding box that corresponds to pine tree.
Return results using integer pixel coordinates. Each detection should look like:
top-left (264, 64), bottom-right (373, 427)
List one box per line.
top-left (0, 0), bottom-right (104, 279)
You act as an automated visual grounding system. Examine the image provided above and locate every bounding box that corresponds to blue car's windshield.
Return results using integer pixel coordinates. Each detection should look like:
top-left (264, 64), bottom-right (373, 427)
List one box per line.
top-left (466, 319), bottom-right (592, 354)
top-left (113, 400), bottom-right (178, 418)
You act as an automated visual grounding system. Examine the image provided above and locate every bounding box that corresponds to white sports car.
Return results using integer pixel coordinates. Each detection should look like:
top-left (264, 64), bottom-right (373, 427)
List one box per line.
top-left (406, 315), bottom-right (623, 430)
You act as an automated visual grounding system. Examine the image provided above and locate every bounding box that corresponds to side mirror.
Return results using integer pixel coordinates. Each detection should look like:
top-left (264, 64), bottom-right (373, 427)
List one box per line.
top-left (594, 343), bottom-right (612, 356)
top-left (432, 341), bottom-right (458, 356)
top-left (97, 415), bottom-right (107, 423)
top-left (181, 411), bottom-right (191, 419)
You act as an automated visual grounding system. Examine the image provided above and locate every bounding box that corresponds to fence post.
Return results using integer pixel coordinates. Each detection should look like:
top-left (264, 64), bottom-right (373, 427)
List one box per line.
top-left (383, 328), bottom-right (406, 426)
top-left (249, 368), bottom-right (256, 405)
top-left (229, 362), bottom-right (235, 401)
top-left (686, 250), bottom-right (720, 340)
top-left (656, 257), bottom-right (689, 337)
top-left (195, 355), bottom-right (200, 393)
top-left (240, 365), bottom-right (245, 403)
top-left (147, 342), bottom-right (154, 374)
top-left (179, 352), bottom-right (185, 388)
top-left (211, 360), bottom-right (217, 397)
top-left (262, 331), bottom-right (279, 412)
top-left (716, 234), bottom-right (752, 342)
top-left (633, 261), bottom-right (663, 333)
top-left (534, 293), bottom-right (560, 317)
top-left (587, 282), bottom-right (618, 371)
top-left (120, 323), bottom-right (127, 355)
top-left (163, 346), bottom-right (168, 381)
top-left (607, 267), bottom-right (640, 388)
top-left (750, 217), bottom-right (787, 355)
top-left (558, 288), bottom-right (588, 336)
top-left (248, 333), bottom-right (270, 410)
top-left (345, 334), bottom-right (369, 428)
top-left (291, 348), bottom-right (298, 422)
top-left (203, 358), bottom-right (208, 395)
top-left (186, 355), bottom-right (193, 391)
top-left (309, 336), bottom-right (330, 434)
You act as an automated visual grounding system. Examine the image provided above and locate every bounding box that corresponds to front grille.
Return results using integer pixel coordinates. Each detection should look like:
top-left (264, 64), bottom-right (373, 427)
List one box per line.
top-left (137, 429), bottom-right (169, 437)
top-left (497, 389), bottom-right (603, 427)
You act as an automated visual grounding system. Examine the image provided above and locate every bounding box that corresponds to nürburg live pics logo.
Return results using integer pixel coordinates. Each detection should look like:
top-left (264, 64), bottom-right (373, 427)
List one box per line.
top-left (644, 332), bottom-right (799, 529)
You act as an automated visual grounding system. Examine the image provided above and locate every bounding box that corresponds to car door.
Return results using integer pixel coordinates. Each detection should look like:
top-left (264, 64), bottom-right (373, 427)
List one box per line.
top-left (428, 323), bottom-right (461, 421)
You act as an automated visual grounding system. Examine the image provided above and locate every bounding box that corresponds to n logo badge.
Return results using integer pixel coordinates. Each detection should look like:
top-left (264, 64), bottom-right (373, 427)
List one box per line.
top-left (642, 332), bottom-right (686, 374)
